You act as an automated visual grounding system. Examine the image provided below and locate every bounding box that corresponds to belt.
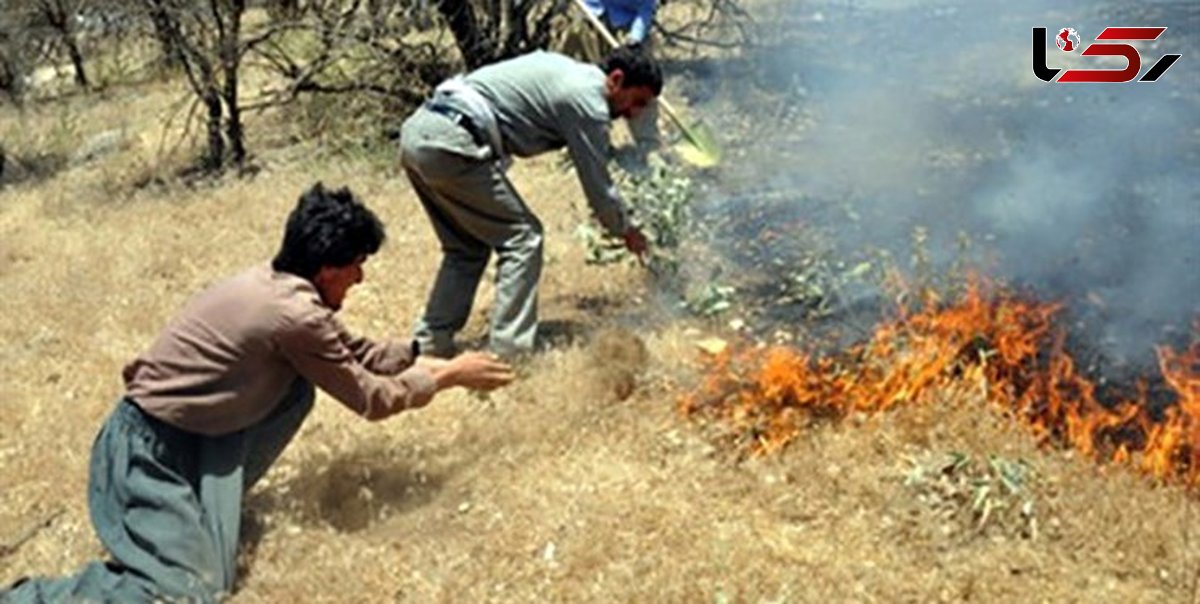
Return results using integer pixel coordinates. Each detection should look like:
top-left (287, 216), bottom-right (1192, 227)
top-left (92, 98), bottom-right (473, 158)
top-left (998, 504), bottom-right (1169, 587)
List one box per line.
top-left (424, 102), bottom-right (489, 148)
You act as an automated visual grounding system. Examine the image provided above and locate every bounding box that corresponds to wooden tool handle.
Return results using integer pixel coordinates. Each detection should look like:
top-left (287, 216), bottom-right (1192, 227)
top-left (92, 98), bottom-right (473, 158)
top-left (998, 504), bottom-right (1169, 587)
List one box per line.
top-left (569, 0), bottom-right (686, 128)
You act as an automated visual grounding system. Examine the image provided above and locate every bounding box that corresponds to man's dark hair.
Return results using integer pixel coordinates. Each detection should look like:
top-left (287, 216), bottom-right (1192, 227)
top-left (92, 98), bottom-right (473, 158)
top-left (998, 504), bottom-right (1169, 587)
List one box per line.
top-left (272, 183), bottom-right (386, 280)
top-left (600, 44), bottom-right (663, 95)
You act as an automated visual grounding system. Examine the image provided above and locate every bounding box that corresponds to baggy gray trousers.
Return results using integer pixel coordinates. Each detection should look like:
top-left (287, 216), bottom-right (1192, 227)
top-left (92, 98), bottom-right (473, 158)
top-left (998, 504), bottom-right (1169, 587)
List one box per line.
top-left (1, 378), bottom-right (315, 603)
top-left (400, 107), bottom-right (544, 357)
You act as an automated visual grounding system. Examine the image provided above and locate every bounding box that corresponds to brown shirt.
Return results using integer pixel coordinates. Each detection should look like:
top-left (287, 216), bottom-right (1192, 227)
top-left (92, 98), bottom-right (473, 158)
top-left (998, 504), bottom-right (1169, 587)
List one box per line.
top-left (123, 263), bottom-right (436, 436)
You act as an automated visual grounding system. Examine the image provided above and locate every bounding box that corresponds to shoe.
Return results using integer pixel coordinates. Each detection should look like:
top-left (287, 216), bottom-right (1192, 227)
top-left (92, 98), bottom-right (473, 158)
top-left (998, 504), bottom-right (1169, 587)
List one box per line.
top-left (414, 335), bottom-right (458, 359)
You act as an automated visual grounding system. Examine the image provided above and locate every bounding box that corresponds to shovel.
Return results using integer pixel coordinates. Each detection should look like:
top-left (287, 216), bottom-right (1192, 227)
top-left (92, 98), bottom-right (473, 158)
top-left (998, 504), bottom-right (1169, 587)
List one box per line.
top-left (570, 0), bottom-right (722, 168)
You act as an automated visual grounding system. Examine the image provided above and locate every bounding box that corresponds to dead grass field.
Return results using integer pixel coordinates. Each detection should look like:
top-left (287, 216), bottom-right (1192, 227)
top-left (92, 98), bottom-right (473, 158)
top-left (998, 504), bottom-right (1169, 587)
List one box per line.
top-left (2, 25), bottom-right (1199, 604)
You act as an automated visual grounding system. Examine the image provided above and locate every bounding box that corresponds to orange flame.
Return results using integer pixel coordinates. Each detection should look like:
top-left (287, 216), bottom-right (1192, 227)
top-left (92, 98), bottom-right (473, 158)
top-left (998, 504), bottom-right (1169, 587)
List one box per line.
top-left (681, 280), bottom-right (1200, 485)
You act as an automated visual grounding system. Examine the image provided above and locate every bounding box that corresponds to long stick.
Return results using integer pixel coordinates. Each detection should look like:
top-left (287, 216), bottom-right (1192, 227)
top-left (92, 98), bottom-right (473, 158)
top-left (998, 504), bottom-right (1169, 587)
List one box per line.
top-left (569, 0), bottom-right (691, 135)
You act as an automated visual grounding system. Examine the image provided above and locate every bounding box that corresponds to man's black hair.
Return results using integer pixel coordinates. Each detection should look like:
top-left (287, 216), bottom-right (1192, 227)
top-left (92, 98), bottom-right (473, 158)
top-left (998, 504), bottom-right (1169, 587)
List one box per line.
top-left (272, 182), bottom-right (386, 280)
top-left (600, 44), bottom-right (663, 96)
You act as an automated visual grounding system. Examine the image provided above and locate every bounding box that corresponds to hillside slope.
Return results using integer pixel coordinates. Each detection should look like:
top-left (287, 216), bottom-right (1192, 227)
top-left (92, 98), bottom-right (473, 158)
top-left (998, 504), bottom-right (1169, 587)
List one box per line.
top-left (1, 40), bottom-right (1197, 604)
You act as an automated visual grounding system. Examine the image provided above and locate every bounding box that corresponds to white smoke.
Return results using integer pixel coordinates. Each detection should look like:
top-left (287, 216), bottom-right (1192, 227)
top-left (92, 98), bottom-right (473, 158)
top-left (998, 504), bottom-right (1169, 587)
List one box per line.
top-left (719, 0), bottom-right (1199, 364)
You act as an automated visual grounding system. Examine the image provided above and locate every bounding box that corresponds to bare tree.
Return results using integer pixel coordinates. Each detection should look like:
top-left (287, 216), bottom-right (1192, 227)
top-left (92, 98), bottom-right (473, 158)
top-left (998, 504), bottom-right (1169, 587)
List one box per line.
top-left (132, 0), bottom-right (183, 70)
top-left (0, 22), bottom-right (30, 103)
top-left (0, 1), bottom-right (74, 100)
top-left (247, 0), bottom-right (452, 136)
top-left (653, 0), bottom-right (754, 52)
top-left (433, 0), bottom-right (566, 69)
top-left (75, 0), bottom-right (182, 71)
top-left (140, 0), bottom-right (246, 171)
top-left (31, 0), bottom-right (91, 88)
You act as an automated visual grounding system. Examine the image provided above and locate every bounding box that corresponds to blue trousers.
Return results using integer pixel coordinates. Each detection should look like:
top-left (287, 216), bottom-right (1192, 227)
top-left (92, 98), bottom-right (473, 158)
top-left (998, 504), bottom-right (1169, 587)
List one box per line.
top-left (2, 379), bottom-right (314, 603)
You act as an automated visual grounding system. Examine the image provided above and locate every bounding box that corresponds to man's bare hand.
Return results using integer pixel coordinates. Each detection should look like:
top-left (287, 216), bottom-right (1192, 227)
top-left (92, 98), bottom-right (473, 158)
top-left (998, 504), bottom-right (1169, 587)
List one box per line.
top-left (435, 351), bottom-right (515, 391)
top-left (622, 226), bottom-right (649, 263)
top-left (414, 355), bottom-right (450, 372)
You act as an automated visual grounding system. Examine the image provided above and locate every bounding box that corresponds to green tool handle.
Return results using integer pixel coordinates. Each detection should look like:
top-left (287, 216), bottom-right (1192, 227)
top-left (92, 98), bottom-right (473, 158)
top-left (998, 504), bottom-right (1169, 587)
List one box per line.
top-left (569, 0), bottom-right (690, 134)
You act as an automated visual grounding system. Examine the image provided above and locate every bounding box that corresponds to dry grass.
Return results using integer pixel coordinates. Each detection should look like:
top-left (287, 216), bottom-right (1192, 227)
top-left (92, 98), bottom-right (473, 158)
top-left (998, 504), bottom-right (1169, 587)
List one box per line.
top-left (3, 41), bottom-right (1199, 604)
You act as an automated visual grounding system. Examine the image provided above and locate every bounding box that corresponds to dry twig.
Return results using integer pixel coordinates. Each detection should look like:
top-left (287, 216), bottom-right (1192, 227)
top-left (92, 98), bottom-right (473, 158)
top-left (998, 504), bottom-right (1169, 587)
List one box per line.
top-left (0, 508), bottom-right (64, 558)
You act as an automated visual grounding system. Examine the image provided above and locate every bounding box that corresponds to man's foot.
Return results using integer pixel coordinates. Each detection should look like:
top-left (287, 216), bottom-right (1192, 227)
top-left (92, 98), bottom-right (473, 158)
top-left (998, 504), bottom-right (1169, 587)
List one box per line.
top-left (415, 336), bottom-right (458, 359)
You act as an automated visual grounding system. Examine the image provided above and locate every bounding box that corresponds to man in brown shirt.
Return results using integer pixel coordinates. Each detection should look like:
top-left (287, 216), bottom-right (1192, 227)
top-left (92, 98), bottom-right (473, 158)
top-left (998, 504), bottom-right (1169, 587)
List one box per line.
top-left (2, 183), bottom-right (514, 603)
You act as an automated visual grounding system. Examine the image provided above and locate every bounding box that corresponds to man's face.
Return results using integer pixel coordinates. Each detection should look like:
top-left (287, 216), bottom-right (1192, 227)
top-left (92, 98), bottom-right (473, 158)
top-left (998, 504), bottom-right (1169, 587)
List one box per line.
top-left (605, 69), bottom-right (657, 120)
top-left (314, 255), bottom-right (366, 311)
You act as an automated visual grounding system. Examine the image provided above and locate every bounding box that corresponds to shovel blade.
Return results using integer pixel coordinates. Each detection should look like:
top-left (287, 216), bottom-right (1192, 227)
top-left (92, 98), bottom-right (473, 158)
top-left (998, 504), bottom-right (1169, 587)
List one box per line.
top-left (674, 140), bottom-right (720, 167)
top-left (673, 120), bottom-right (721, 168)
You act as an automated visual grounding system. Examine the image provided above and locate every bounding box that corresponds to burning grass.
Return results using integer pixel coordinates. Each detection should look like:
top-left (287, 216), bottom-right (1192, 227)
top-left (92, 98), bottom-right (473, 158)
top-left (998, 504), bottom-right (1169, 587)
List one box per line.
top-left (5, 5), bottom-right (1200, 598)
top-left (682, 277), bottom-right (1200, 486)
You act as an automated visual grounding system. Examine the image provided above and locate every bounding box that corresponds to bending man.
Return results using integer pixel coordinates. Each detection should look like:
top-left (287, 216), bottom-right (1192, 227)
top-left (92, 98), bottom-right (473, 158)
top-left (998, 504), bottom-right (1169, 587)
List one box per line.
top-left (400, 46), bottom-right (660, 358)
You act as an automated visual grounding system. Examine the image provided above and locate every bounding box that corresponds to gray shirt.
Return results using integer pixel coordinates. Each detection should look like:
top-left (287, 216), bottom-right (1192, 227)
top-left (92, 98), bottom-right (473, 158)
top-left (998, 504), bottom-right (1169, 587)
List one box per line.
top-left (452, 51), bottom-right (629, 236)
top-left (123, 263), bottom-right (437, 436)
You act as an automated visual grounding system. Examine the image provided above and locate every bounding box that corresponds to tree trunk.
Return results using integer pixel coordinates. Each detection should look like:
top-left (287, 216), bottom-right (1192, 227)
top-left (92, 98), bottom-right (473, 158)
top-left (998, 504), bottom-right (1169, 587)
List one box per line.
top-left (434, 0), bottom-right (493, 68)
top-left (0, 49), bottom-right (28, 104)
top-left (220, 0), bottom-right (246, 167)
top-left (39, 0), bottom-right (90, 88)
top-left (146, 3), bottom-right (182, 70)
top-left (193, 20), bottom-right (224, 171)
top-left (203, 89), bottom-right (224, 171)
top-left (63, 32), bottom-right (89, 88)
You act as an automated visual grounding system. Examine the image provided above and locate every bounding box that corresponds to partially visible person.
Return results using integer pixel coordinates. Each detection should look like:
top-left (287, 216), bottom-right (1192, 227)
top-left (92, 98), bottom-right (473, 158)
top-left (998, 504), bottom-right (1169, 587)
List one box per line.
top-left (562, 0), bottom-right (663, 151)
top-left (582, 0), bottom-right (658, 46)
top-left (1, 183), bottom-right (514, 603)
top-left (399, 47), bottom-right (660, 358)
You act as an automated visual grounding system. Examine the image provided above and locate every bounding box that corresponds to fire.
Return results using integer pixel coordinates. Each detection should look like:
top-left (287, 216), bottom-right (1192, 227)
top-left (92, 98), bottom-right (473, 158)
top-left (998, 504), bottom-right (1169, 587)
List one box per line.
top-left (681, 280), bottom-right (1200, 485)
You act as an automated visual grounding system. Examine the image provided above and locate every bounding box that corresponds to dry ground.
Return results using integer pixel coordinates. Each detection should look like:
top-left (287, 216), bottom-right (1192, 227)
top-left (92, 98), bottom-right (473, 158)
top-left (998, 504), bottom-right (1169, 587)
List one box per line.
top-left (2, 39), bottom-right (1199, 604)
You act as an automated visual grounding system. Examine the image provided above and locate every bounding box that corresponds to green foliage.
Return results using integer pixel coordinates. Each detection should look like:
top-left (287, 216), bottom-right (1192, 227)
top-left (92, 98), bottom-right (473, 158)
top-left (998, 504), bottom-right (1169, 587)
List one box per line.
top-left (683, 282), bottom-right (736, 317)
top-left (872, 226), bottom-right (984, 312)
top-left (777, 252), bottom-right (876, 320)
top-left (578, 154), bottom-right (694, 277)
top-left (627, 158), bottom-right (695, 273)
top-left (576, 155), bottom-right (746, 319)
top-left (574, 221), bottom-right (627, 265)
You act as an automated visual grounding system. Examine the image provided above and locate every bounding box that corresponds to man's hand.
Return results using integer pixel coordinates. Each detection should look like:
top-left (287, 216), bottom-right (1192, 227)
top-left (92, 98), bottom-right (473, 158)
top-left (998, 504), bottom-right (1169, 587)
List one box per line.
top-left (414, 354), bottom-right (450, 373)
top-left (432, 351), bottom-right (515, 391)
top-left (622, 226), bottom-right (649, 263)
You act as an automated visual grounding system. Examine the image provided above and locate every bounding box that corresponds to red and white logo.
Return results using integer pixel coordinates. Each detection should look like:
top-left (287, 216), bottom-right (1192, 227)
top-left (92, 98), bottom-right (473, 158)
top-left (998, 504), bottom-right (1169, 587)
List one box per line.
top-left (1056, 28), bottom-right (1080, 52)
top-left (1033, 27), bottom-right (1182, 83)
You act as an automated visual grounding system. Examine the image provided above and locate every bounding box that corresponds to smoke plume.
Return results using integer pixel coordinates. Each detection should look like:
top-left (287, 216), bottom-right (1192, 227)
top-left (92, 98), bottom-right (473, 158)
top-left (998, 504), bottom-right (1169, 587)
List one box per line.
top-left (711, 0), bottom-right (1199, 366)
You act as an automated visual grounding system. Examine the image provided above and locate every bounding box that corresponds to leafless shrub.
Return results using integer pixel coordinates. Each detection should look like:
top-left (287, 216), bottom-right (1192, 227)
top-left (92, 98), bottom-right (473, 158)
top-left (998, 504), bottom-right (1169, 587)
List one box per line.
top-left (29, 0), bottom-right (92, 88)
top-left (246, 0), bottom-right (454, 153)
